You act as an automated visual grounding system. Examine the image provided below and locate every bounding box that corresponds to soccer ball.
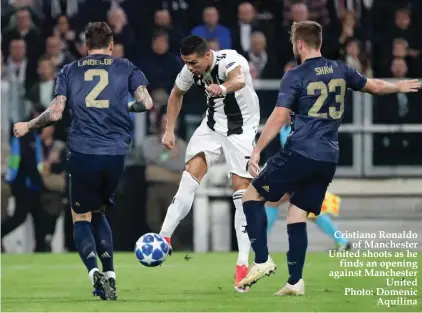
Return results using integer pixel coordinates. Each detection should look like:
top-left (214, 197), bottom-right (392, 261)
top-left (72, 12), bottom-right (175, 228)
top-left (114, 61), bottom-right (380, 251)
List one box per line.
top-left (135, 233), bottom-right (169, 267)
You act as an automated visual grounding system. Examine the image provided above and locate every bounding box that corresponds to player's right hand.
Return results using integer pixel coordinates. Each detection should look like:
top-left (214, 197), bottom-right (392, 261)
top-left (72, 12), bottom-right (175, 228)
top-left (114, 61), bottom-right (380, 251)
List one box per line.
top-left (162, 131), bottom-right (176, 150)
top-left (396, 79), bottom-right (421, 93)
top-left (13, 122), bottom-right (29, 138)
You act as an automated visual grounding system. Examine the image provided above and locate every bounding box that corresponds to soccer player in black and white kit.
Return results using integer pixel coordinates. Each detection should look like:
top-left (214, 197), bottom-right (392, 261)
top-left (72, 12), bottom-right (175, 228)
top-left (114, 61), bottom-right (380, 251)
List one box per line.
top-left (159, 35), bottom-right (259, 292)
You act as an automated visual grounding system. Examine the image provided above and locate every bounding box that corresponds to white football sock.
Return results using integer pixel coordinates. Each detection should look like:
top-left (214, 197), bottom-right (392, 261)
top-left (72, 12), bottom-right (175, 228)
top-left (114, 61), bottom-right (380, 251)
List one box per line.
top-left (88, 267), bottom-right (100, 285)
top-left (104, 271), bottom-right (116, 280)
top-left (160, 171), bottom-right (200, 238)
top-left (233, 189), bottom-right (250, 266)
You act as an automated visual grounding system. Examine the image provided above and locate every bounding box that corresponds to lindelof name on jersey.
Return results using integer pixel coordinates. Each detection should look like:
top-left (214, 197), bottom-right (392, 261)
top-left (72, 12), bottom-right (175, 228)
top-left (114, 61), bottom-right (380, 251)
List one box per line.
top-left (78, 58), bottom-right (113, 67)
top-left (315, 65), bottom-right (334, 75)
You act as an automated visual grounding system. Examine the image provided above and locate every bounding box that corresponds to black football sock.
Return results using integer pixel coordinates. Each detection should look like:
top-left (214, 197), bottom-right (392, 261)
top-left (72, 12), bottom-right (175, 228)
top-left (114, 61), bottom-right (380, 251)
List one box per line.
top-left (92, 213), bottom-right (114, 273)
top-left (243, 200), bottom-right (269, 263)
top-left (287, 222), bottom-right (308, 285)
top-left (73, 221), bottom-right (98, 272)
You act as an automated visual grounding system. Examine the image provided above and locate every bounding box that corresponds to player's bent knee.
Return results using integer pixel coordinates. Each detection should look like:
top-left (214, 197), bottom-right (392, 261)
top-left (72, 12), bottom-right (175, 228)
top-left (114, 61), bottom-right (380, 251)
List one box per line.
top-left (286, 204), bottom-right (308, 224)
top-left (71, 209), bottom-right (92, 223)
top-left (185, 153), bottom-right (208, 182)
top-left (242, 184), bottom-right (264, 203)
top-left (231, 173), bottom-right (251, 191)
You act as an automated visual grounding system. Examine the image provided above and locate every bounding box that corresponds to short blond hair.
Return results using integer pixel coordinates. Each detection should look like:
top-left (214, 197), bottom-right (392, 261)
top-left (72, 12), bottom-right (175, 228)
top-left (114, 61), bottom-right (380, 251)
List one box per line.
top-left (290, 21), bottom-right (322, 49)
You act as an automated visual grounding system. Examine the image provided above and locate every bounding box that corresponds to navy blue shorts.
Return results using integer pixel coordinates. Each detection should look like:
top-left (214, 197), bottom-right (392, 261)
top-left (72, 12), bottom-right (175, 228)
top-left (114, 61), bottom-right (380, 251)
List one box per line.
top-left (252, 149), bottom-right (336, 215)
top-left (67, 151), bottom-right (125, 214)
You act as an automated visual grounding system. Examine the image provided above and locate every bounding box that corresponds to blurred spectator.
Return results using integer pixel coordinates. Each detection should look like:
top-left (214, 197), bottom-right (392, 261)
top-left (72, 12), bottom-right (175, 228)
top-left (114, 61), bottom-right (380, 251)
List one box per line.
top-left (42, 0), bottom-right (81, 32)
top-left (392, 38), bottom-right (408, 59)
top-left (248, 61), bottom-right (258, 79)
top-left (1, 0), bottom-right (43, 30)
top-left (336, 11), bottom-right (365, 54)
top-left (39, 125), bottom-right (67, 251)
top-left (342, 38), bottom-right (373, 77)
top-left (247, 31), bottom-right (279, 78)
top-left (231, 2), bottom-right (271, 56)
top-left (284, 60), bottom-right (297, 73)
top-left (208, 39), bottom-right (220, 51)
top-left (137, 30), bottom-right (181, 93)
top-left (191, 6), bottom-right (231, 49)
top-left (2, 7), bottom-right (43, 64)
top-left (107, 6), bottom-right (135, 59)
top-left (328, 0), bottom-right (373, 31)
top-left (26, 57), bottom-right (56, 109)
top-left (1, 52), bottom-right (11, 173)
top-left (2, 107), bottom-right (51, 252)
top-left (4, 39), bottom-right (35, 122)
top-left (152, 0), bottom-right (190, 33)
top-left (45, 36), bottom-right (75, 71)
top-left (153, 9), bottom-right (185, 55)
top-left (390, 57), bottom-right (408, 78)
top-left (112, 43), bottom-right (125, 58)
top-left (390, 8), bottom-right (420, 54)
top-left (282, 0), bottom-right (330, 27)
top-left (52, 15), bottom-right (80, 58)
top-left (142, 108), bottom-right (187, 249)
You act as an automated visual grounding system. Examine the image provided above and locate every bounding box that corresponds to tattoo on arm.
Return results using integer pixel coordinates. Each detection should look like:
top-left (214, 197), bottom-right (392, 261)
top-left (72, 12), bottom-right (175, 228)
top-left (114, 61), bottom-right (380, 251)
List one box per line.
top-left (129, 86), bottom-right (153, 112)
top-left (28, 95), bottom-right (66, 130)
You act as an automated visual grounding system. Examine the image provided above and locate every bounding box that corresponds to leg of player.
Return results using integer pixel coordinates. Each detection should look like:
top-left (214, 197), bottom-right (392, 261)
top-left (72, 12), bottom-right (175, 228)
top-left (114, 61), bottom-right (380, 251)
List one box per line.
top-left (91, 209), bottom-right (116, 293)
top-left (236, 184), bottom-right (276, 289)
top-left (72, 209), bottom-right (115, 300)
top-left (274, 203), bottom-right (307, 296)
top-left (231, 174), bottom-right (252, 292)
top-left (159, 153), bottom-right (207, 252)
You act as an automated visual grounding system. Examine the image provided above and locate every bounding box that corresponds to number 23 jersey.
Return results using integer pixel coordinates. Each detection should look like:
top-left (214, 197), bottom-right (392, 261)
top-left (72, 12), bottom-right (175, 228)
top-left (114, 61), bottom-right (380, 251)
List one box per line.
top-left (55, 54), bottom-right (148, 155)
top-left (277, 57), bottom-right (367, 163)
top-left (176, 49), bottom-right (260, 136)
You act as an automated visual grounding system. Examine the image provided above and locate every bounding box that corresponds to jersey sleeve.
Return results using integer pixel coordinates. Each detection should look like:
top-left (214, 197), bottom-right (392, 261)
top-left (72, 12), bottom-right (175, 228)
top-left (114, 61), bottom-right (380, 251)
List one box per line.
top-left (276, 70), bottom-right (300, 109)
top-left (54, 64), bottom-right (69, 97)
top-left (221, 51), bottom-right (242, 76)
top-left (128, 64), bottom-right (149, 96)
top-left (175, 65), bottom-right (193, 91)
top-left (344, 63), bottom-right (367, 91)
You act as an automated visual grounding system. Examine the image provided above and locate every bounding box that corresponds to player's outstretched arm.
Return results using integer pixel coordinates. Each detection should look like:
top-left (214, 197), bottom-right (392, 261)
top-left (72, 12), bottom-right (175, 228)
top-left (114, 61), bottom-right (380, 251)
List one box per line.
top-left (361, 78), bottom-right (421, 95)
top-left (13, 95), bottom-right (67, 138)
top-left (128, 85), bottom-right (153, 112)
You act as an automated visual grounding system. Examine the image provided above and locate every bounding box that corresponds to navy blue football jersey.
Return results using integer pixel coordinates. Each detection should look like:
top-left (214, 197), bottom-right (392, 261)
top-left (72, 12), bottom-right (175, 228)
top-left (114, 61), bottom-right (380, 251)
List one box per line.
top-left (55, 54), bottom-right (148, 155)
top-left (276, 57), bottom-right (367, 163)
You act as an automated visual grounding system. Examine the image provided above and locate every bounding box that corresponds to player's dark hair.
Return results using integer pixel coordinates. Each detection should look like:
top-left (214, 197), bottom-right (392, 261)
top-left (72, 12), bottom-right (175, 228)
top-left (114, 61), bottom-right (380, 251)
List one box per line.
top-left (85, 22), bottom-right (113, 50)
top-left (290, 21), bottom-right (322, 49)
top-left (180, 35), bottom-right (209, 56)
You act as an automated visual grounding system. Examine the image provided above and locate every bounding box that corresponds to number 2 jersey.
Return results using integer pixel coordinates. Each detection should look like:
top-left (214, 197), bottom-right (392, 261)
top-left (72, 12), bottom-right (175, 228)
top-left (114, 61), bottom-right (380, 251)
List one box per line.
top-left (176, 49), bottom-right (260, 136)
top-left (55, 54), bottom-right (148, 155)
top-left (277, 57), bottom-right (367, 163)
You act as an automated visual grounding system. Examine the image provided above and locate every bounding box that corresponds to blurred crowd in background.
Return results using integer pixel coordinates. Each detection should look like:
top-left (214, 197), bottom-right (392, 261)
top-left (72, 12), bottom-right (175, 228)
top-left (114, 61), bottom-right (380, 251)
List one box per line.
top-left (1, 0), bottom-right (422, 253)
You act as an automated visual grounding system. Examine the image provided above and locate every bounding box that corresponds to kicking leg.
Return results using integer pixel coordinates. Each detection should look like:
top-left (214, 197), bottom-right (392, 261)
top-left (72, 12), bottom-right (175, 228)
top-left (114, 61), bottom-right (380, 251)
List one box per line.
top-left (231, 174), bottom-right (251, 292)
top-left (159, 153), bottom-right (207, 250)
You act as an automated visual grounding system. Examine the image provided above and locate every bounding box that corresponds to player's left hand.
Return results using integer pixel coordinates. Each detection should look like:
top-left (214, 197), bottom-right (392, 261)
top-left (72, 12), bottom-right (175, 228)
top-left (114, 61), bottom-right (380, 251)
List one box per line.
top-left (248, 149), bottom-right (261, 177)
top-left (207, 84), bottom-right (223, 97)
top-left (13, 122), bottom-right (29, 138)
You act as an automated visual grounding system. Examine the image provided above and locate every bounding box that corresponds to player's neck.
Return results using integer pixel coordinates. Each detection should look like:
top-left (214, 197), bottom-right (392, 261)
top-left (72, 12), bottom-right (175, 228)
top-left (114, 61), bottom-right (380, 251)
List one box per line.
top-left (301, 51), bottom-right (322, 63)
top-left (88, 49), bottom-right (112, 56)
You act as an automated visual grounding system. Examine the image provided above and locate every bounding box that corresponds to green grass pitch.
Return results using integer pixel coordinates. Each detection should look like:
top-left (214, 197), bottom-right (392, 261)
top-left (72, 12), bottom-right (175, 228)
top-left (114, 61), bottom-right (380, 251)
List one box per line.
top-left (2, 252), bottom-right (421, 312)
